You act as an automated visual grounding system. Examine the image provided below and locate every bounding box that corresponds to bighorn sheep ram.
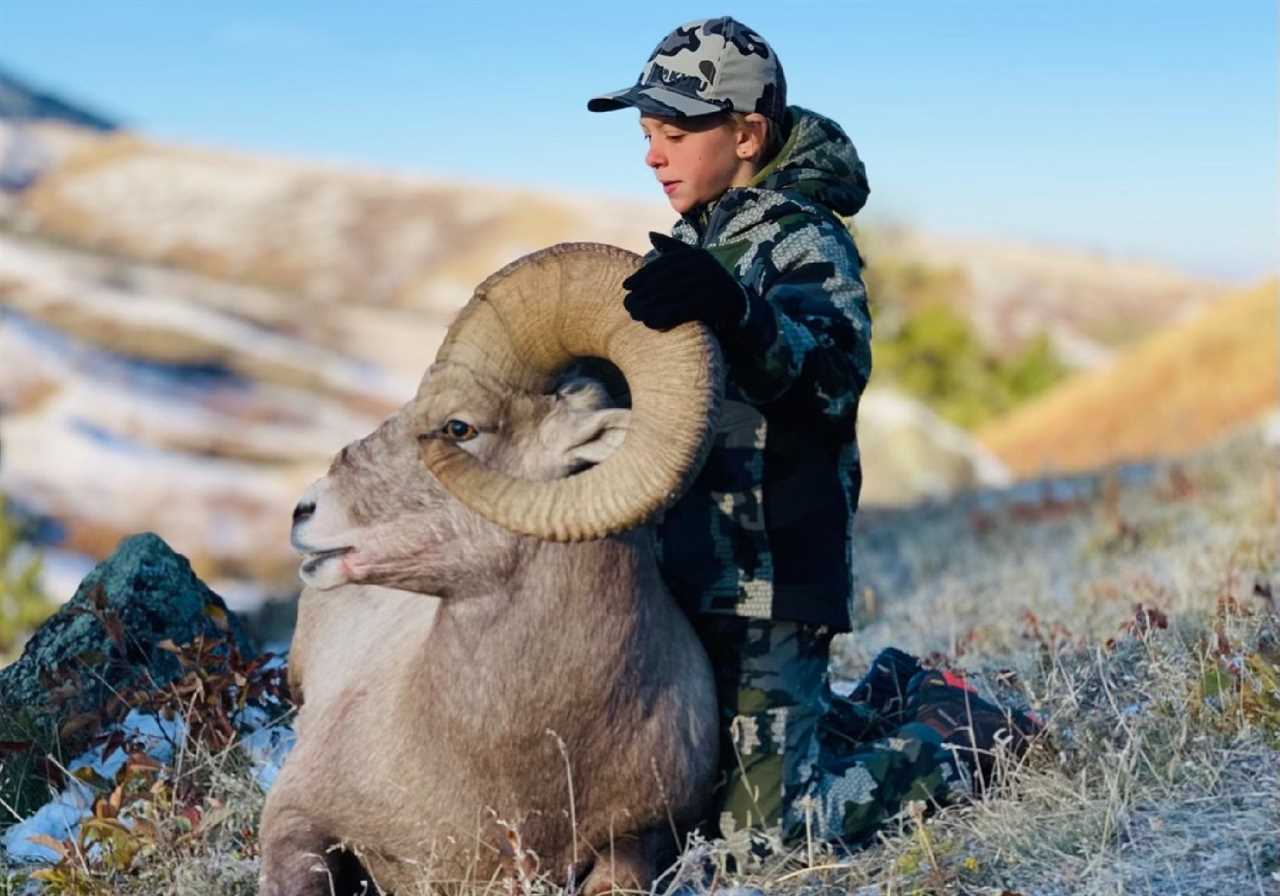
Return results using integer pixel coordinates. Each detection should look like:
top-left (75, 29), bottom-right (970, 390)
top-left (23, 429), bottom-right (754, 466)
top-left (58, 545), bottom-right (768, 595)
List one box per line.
top-left (260, 244), bottom-right (724, 895)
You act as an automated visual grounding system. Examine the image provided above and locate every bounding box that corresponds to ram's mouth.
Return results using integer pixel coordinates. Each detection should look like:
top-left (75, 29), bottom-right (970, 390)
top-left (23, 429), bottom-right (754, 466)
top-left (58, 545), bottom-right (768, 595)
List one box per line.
top-left (299, 546), bottom-right (353, 576)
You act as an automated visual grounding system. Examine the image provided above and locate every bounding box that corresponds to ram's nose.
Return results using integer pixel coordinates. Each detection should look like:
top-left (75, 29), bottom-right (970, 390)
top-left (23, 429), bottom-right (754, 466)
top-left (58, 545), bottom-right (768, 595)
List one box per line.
top-left (292, 500), bottom-right (316, 525)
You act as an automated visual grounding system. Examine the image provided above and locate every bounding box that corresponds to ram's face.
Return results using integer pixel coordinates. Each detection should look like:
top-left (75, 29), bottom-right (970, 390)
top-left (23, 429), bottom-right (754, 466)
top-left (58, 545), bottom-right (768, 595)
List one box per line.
top-left (288, 369), bottom-right (627, 596)
top-left (291, 243), bottom-right (719, 592)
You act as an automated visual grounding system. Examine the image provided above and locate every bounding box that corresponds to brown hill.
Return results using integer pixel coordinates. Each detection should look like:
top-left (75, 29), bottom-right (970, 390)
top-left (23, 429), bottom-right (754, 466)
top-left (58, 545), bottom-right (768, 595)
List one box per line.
top-left (6, 129), bottom-right (1227, 364)
top-left (0, 123), bottom-right (1254, 609)
top-left (5, 132), bottom-right (675, 313)
top-left (978, 281), bottom-right (1279, 476)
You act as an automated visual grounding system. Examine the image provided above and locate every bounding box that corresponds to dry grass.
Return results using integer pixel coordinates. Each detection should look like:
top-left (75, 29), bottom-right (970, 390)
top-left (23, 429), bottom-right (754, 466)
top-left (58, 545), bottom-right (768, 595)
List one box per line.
top-left (4, 428), bottom-right (1277, 895)
top-left (811, 427), bottom-right (1279, 895)
top-left (978, 281), bottom-right (1279, 477)
top-left (0, 733), bottom-right (269, 896)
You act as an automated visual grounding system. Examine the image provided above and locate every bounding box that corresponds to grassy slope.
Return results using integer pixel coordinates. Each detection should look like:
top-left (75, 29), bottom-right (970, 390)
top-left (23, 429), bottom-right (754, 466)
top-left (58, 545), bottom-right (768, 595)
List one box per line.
top-left (977, 281), bottom-right (1278, 476)
top-left (4, 428), bottom-right (1276, 895)
top-left (774, 429), bottom-right (1279, 894)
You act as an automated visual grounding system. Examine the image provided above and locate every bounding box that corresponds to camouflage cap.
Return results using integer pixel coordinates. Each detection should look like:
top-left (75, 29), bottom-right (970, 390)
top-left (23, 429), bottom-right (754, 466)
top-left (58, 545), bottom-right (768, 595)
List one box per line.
top-left (588, 17), bottom-right (786, 122)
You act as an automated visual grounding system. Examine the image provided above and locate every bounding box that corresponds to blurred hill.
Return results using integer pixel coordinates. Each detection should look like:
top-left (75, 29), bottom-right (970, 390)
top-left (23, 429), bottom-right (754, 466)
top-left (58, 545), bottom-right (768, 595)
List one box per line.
top-left (0, 68), bottom-right (1247, 603)
top-left (862, 227), bottom-right (1227, 362)
top-left (0, 70), bottom-right (1225, 355)
top-left (978, 281), bottom-right (1279, 476)
top-left (859, 227), bottom-right (1231, 428)
top-left (0, 67), bottom-right (118, 132)
top-left (5, 132), bottom-right (676, 310)
top-left (5, 125), bottom-right (1230, 433)
top-left (0, 67), bottom-right (117, 193)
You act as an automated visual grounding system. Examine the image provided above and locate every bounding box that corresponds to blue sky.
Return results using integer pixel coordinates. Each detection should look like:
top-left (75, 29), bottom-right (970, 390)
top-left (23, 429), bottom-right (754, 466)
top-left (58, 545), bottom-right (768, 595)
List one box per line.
top-left (5, 2), bottom-right (1276, 279)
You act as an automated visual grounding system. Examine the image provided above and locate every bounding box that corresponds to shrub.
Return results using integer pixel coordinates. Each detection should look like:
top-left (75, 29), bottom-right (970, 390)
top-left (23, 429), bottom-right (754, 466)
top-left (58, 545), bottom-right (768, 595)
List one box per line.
top-left (864, 253), bottom-right (1068, 428)
top-left (0, 497), bottom-right (55, 664)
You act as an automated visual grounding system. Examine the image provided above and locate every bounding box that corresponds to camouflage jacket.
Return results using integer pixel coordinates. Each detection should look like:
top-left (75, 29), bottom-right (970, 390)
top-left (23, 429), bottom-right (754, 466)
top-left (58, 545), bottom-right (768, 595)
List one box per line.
top-left (654, 106), bottom-right (872, 632)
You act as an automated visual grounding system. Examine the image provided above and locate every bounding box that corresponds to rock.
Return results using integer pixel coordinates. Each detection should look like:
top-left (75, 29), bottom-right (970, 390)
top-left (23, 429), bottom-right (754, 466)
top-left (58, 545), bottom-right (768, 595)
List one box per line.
top-left (0, 532), bottom-right (253, 820)
top-left (858, 387), bottom-right (1011, 506)
top-left (0, 532), bottom-right (254, 707)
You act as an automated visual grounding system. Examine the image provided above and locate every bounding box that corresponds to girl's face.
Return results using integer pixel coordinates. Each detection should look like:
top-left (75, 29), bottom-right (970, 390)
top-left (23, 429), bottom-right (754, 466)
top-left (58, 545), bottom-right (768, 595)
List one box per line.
top-left (640, 113), bottom-right (756, 215)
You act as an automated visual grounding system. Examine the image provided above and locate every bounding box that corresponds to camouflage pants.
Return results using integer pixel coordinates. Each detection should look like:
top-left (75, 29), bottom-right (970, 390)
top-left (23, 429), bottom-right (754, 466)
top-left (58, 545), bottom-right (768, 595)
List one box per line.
top-left (693, 617), bottom-right (969, 849)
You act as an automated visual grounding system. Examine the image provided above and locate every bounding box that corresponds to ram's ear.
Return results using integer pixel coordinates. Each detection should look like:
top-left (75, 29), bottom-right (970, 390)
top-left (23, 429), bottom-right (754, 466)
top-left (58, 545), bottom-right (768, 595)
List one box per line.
top-left (561, 408), bottom-right (631, 470)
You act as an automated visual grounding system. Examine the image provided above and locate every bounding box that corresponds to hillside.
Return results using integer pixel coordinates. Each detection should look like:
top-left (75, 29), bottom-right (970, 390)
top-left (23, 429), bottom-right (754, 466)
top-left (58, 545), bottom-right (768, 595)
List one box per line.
top-left (1, 126), bottom-right (1233, 440)
top-left (0, 228), bottom-right (1012, 605)
top-left (0, 123), bottom-right (1225, 353)
top-left (978, 281), bottom-right (1279, 476)
top-left (0, 65), bottom-right (119, 192)
top-left (3, 423), bottom-right (1276, 895)
top-left (860, 226), bottom-right (1228, 365)
top-left (3, 132), bottom-right (676, 311)
top-left (0, 101), bottom-right (1247, 600)
top-left (0, 66), bottom-right (118, 131)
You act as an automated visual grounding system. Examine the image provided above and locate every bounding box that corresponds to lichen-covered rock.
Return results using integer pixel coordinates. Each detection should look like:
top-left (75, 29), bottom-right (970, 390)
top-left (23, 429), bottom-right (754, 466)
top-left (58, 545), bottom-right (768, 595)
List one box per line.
top-left (0, 532), bottom-right (254, 821)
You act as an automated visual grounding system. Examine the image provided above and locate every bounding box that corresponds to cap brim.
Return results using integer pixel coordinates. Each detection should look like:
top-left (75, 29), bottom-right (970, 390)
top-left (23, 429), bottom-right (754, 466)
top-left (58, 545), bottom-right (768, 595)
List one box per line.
top-left (587, 84), bottom-right (727, 117)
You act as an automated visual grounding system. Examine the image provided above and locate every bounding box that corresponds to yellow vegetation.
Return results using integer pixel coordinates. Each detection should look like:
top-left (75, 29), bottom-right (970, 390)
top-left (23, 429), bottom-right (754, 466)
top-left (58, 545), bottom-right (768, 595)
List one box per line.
top-left (979, 281), bottom-right (1279, 476)
top-left (0, 498), bottom-right (54, 663)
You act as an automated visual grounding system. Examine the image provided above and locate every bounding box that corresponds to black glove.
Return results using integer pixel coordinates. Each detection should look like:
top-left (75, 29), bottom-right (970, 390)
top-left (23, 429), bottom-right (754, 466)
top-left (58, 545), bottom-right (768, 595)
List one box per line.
top-left (622, 232), bottom-right (748, 333)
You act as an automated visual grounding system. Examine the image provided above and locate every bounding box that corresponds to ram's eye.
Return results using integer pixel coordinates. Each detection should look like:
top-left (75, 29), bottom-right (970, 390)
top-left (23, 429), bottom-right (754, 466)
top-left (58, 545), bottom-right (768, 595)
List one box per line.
top-left (443, 419), bottom-right (478, 441)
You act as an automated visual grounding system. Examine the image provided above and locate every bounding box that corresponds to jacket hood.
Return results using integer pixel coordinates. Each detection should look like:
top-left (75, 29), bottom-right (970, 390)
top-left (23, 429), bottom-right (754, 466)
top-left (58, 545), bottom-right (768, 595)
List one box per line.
top-left (749, 106), bottom-right (869, 217)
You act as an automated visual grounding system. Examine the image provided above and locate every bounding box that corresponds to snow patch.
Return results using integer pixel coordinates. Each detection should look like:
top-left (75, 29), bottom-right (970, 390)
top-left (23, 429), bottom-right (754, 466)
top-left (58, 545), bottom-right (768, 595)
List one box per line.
top-left (1, 711), bottom-right (186, 864)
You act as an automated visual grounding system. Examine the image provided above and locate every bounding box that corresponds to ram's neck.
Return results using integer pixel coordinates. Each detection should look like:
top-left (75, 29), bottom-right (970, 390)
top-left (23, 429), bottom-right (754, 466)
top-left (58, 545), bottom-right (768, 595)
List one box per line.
top-left (401, 530), bottom-right (672, 724)
top-left (447, 531), bottom-right (658, 642)
top-left (513, 529), bottom-right (663, 632)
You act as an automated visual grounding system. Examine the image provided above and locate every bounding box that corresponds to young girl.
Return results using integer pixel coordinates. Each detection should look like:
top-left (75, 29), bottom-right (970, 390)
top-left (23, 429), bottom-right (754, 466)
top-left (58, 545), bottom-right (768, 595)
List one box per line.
top-left (589, 17), bottom-right (1035, 853)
